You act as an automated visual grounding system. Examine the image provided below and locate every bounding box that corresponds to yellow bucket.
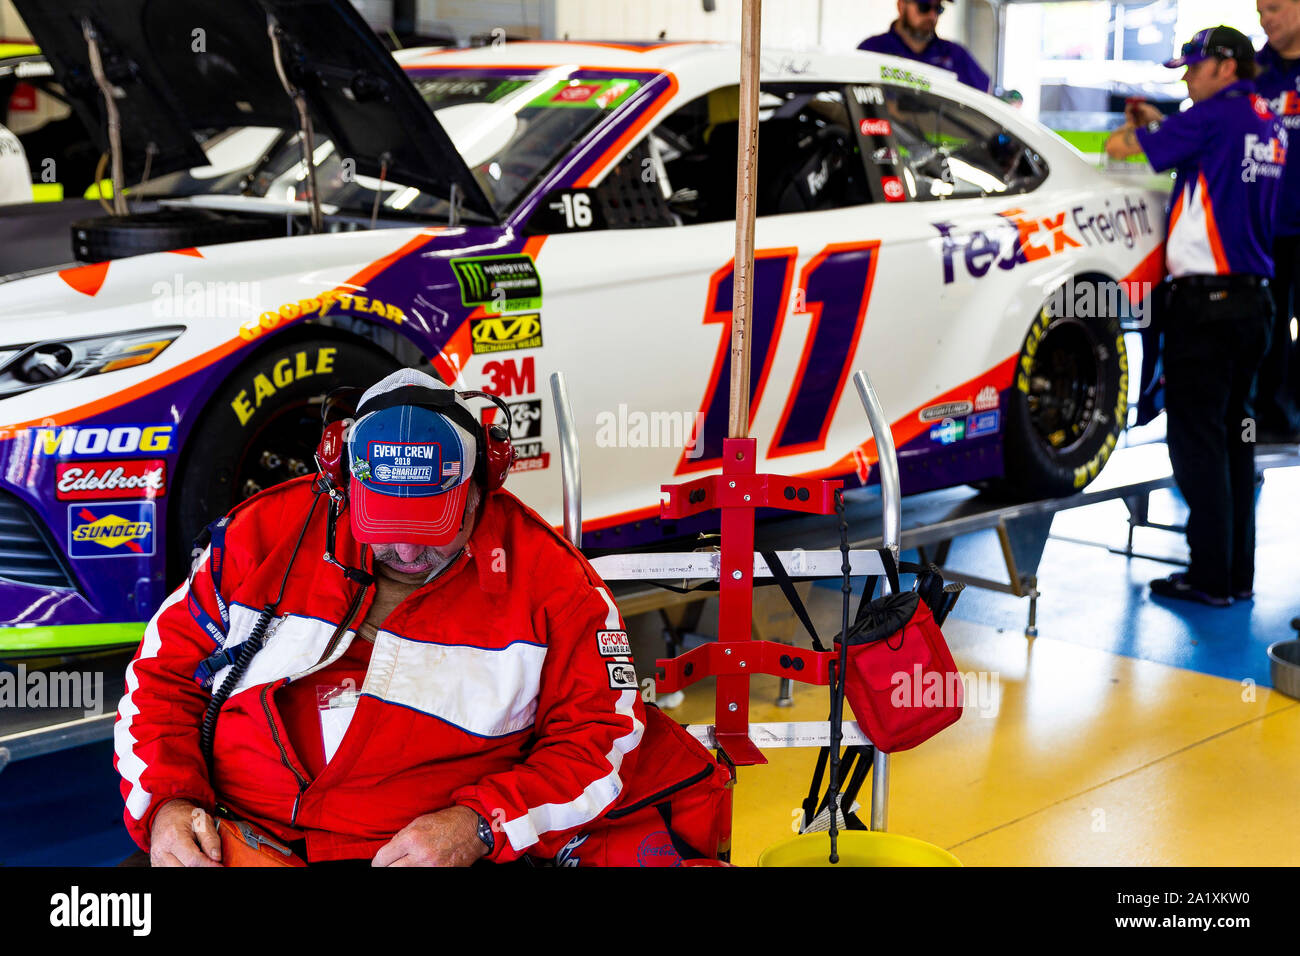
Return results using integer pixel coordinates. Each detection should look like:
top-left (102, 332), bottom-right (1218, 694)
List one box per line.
top-left (758, 831), bottom-right (961, 867)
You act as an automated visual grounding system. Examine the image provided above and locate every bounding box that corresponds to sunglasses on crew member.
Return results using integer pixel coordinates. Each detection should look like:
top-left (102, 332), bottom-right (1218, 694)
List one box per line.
top-left (908, 0), bottom-right (946, 14)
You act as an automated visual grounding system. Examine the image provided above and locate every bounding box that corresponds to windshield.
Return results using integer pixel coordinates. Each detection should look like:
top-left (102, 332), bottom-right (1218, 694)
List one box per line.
top-left (132, 66), bottom-right (651, 221)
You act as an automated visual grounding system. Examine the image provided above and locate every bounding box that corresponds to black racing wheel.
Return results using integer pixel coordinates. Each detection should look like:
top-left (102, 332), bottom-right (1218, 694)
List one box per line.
top-left (169, 336), bottom-right (399, 584)
top-left (994, 288), bottom-right (1129, 499)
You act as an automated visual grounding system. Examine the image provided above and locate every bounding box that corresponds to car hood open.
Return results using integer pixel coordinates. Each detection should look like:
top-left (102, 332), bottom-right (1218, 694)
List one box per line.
top-left (12, 0), bottom-right (496, 220)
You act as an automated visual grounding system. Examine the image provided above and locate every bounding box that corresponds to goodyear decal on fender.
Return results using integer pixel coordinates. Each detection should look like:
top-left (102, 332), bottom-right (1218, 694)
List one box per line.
top-left (68, 502), bottom-right (155, 558)
top-left (33, 424), bottom-right (174, 458)
top-left (452, 255), bottom-right (542, 314)
top-left (470, 313), bottom-right (543, 355)
top-left (231, 346), bottom-right (337, 426)
top-left (241, 292), bottom-right (407, 342)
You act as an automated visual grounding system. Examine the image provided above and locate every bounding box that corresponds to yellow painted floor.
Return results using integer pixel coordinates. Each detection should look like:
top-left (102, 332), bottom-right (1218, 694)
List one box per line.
top-left (666, 607), bottom-right (1300, 866)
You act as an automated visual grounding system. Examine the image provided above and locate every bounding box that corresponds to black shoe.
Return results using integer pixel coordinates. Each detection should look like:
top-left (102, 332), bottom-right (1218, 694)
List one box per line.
top-left (1149, 573), bottom-right (1233, 607)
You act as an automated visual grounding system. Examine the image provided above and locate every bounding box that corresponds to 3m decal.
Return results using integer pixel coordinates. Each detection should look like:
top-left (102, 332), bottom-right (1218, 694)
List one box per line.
top-left (881, 176), bottom-right (905, 202)
top-left (470, 313), bottom-right (543, 354)
top-left (859, 118), bottom-right (892, 137)
top-left (682, 242), bottom-right (880, 470)
top-left (965, 410), bottom-right (1000, 438)
top-left (506, 400), bottom-right (543, 441)
top-left (528, 78), bottom-right (640, 110)
top-left (596, 630), bottom-right (632, 657)
top-left (607, 661), bottom-right (639, 689)
top-left (230, 346), bottom-right (337, 426)
top-left (56, 459), bottom-right (166, 500)
top-left (482, 356), bottom-right (536, 397)
top-left (240, 292), bottom-right (407, 342)
top-left (453, 255), bottom-right (543, 313)
top-left (974, 385), bottom-right (999, 411)
top-left (34, 424), bottom-right (174, 457)
top-left (68, 502), bottom-right (155, 558)
top-left (919, 401), bottom-right (973, 422)
top-left (929, 418), bottom-right (965, 445)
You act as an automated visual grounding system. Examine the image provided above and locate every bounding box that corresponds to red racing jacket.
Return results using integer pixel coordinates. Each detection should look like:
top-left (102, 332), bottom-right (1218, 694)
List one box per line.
top-left (113, 476), bottom-right (646, 863)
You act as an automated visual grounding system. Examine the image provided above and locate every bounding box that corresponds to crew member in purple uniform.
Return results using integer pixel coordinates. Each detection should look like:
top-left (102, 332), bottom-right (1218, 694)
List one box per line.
top-left (857, 0), bottom-right (990, 93)
top-left (1106, 26), bottom-right (1286, 607)
top-left (1255, 0), bottom-right (1300, 442)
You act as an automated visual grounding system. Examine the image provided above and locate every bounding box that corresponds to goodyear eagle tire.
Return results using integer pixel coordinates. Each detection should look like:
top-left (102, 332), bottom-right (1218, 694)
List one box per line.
top-left (169, 337), bottom-right (398, 583)
top-left (997, 295), bottom-right (1128, 500)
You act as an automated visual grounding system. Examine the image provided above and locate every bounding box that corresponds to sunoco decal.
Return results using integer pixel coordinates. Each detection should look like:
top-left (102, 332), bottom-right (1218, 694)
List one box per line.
top-left (68, 502), bottom-right (155, 558)
top-left (452, 255), bottom-right (542, 313)
top-left (56, 460), bottom-right (166, 500)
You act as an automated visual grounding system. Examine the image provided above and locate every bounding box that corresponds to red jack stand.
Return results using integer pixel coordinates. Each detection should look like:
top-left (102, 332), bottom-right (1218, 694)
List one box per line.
top-left (656, 437), bottom-right (844, 767)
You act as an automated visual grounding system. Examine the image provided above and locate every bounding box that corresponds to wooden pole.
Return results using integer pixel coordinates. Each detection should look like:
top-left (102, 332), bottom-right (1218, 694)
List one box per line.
top-left (728, 0), bottom-right (761, 439)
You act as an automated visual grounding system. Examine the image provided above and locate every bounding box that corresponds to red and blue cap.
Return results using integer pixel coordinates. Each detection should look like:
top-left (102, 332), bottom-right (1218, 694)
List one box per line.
top-left (347, 369), bottom-right (478, 546)
top-left (1164, 26), bottom-right (1255, 69)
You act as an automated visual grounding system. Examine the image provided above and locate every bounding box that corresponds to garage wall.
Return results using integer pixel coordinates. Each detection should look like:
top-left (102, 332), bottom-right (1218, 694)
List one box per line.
top-left (550, 0), bottom-right (973, 52)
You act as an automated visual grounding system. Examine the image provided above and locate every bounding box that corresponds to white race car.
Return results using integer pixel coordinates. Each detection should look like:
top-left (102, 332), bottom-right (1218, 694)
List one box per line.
top-left (0, 0), bottom-right (1164, 652)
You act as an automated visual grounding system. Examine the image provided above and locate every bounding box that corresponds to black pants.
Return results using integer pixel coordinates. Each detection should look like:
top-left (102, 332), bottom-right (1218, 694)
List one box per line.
top-left (1163, 278), bottom-right (1273, 596)
top-left (1262, 235), bottom-right (1300, 434)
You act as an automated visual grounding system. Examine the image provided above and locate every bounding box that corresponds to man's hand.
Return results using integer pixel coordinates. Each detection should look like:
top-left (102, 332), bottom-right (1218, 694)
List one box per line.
top-left (149, 799), bottom-right (222, 867)
top-left (1125, 99), bottom-right (1164, 128)
top-left (1104, 123), bottom-right (1146, 160)
top-left (372, 805), bottom-right (489, 867)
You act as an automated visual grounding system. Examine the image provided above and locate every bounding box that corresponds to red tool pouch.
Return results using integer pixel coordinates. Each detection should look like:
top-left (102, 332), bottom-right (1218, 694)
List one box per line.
top-left (543, 705), bottom-right (732, 867)
top-left (835, 591), bottom-right (962, 753)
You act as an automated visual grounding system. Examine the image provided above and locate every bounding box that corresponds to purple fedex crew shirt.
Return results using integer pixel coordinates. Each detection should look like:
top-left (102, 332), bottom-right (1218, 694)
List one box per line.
top-left (1135, 80), bottom-right (1285, 279)
top-left (1255, 44), bottom-right (1300, 238)
top-left (858, 27), bottom-right (990, 93)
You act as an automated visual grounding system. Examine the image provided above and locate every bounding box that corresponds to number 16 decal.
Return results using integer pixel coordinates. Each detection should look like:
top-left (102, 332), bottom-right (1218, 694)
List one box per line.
top-left (678, 240), bottom-right (880, 473)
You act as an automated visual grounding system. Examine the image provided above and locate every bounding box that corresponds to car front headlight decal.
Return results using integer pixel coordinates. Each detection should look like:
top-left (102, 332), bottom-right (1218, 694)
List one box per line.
top-left (0, 326), bottom-right (184, 398)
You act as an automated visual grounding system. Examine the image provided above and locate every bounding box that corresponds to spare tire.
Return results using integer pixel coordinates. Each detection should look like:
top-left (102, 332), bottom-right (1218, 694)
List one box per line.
top-left (70, 209), bottom-right (278, 262)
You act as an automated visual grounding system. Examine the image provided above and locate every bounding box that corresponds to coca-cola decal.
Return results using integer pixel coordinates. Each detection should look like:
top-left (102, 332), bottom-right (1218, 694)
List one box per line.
top-left (55, 459), bottom-right (166, 500)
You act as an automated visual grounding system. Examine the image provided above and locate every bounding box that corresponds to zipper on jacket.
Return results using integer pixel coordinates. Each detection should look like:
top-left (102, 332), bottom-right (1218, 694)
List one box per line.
top-left (261, 681), bottom-right (310, 825)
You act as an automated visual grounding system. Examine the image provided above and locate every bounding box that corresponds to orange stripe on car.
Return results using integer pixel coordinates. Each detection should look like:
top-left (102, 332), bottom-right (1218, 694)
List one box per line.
top-left (574, 73), bottom-right (679, 188)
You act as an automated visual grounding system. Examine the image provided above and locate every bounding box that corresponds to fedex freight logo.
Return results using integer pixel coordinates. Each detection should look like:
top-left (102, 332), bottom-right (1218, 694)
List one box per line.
top-left (68, 502), bottom-right (155, 558)
top-left (934, 209), bottom-right (1080, 283)
top-left (367, 442), bottom-right (442, 484)
top-left (56, 459), bottom-right (166, 500)
top-left (33, 424), bottom-right (173, 457)
top-left (936, 197), bottom-right (1155, 283)
top-left (1242, 131), bottom-right (1287, 183)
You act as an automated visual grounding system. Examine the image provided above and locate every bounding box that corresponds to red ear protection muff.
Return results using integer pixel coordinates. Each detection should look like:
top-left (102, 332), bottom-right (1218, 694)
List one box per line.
top-left (314, 386), bottom-right (516, 497)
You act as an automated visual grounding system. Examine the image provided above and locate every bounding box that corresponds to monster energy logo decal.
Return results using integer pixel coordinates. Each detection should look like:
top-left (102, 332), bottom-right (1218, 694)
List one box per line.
top-left (451, 255), bottom-right (543, 314)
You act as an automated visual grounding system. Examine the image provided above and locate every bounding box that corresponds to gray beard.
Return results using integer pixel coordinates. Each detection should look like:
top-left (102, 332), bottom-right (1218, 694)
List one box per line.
top-left (899, 20), bottom-right (935, 45)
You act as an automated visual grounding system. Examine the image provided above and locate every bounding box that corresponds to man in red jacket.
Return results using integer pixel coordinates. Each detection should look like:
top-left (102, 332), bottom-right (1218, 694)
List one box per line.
top-left (115, 368), bottom-right (645, 866)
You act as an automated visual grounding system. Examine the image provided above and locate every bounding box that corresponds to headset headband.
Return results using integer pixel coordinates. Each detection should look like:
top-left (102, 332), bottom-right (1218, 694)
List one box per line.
top-left (354, 385), bottom-right (490, 437)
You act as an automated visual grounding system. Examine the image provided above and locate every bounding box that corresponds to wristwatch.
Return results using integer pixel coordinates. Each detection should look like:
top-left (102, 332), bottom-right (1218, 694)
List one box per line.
top-left (473, 810), bottom-right (495, 854)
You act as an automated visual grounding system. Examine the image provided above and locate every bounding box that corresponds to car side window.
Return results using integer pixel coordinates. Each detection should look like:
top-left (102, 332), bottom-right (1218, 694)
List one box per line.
top-left (594, 82), bottom-right (871, 227)
top-left (870, 86), bottom-right (1047, 201)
